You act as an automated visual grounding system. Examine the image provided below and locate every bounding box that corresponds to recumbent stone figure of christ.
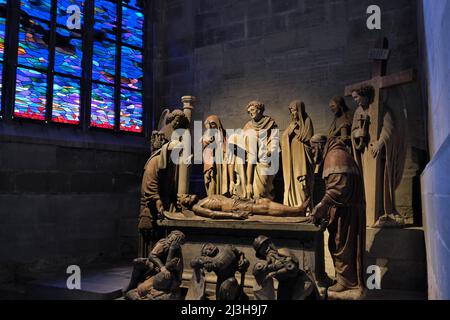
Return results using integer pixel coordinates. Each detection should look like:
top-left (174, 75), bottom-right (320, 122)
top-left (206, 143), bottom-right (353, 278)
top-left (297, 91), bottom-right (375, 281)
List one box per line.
top-left (177, 194), bottom-right (308, 220)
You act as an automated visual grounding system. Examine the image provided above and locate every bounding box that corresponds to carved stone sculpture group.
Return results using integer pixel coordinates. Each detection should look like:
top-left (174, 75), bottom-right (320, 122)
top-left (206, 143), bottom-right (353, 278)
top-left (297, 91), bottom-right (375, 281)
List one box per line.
top-left (130, 76), bottom-right (408, 300)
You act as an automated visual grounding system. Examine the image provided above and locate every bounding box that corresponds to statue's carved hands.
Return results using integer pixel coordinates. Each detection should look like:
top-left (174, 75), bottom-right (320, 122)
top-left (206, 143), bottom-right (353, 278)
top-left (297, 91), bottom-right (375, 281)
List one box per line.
top-left (156, 200), bottom-right (165, 220)
top-left (238, 257), bottom-right (250, 273)
top-left (204, 262), bottom-right (214, 272)
top-left (288, 122), bottom-right (298, 136)
top-left (370, 140), bottom-right (383, 159)
top-left (311, 202), bottom-right (329, 230)
top-left (159, 267), bottom-right (172, 280)
top-left (264, 271), bottom-right (277, 282)
top-left (353, 128), bottom-right (365, 140)
top-left (168, 140), bottom-right (182, 151)
top-left (236, 211), bottom-right (250, 220)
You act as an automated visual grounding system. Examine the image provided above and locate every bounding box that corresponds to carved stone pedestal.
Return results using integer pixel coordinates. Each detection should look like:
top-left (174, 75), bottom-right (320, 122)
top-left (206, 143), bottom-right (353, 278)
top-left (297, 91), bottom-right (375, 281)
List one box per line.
top-left (157, 219), bottom-right (327, 299)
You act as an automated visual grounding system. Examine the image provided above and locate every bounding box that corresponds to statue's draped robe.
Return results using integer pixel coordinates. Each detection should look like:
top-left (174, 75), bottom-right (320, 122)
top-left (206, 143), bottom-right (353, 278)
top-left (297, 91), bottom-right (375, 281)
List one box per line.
top-left (136, 238), bottom-right (184, 299)
top-left (351, 106), bottom-right (406, 217)
top-left (140, 149), bottom-right (169, 217)
top-left (243, 116), bottom-right (279, 200)
top-left (202, 115), bottom-right (230, 196)
top-left (328, 110), bottom-right (353, 152)
top-left (321, 139), bottom-right (366, 291)
top-left (157, 143), bottom-right (178, 211)
top-left (281, 108), bottom-right (314, 207)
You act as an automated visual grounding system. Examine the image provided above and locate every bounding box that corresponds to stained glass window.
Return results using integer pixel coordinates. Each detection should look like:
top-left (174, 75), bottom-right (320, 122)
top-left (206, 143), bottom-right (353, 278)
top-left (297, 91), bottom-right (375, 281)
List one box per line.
top-left (92, 41), bottom-right (116, 84)
top-left (6, 0), bottom-right (145, 133)
top-left (0, 15), bottom-right (5, 111)
top-left (56, 0), bottom-right (85, 27)
top-left (14, 67), bottom-right (47, 120)
top-left (52, 76), bottom-right (80, 124)
top-left (122, 5), bottom-right (143, 48)
top-left (94, 0), bottom-right (117, 42)
top-left (17, 20), bottom-right (50, 70)
top-left (91, 82), bottom-right (115, 129)
top-left (120, 89), bottom-right (142, 133)
top-left (0, 62), bottom-right (3, 113)
top-left (20, 0), bottom-right (52, 21)
top-left (0, 16), bottom-right (5, 59)
top-left (54, 27), bottom-right (83, 77)
top-left (121, 46), bottom-right (142, 90)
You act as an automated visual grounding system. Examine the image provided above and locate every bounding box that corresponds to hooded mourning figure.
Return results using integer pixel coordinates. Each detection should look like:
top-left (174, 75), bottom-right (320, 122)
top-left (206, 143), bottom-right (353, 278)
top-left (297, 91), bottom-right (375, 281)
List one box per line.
top-left (328, 96), bottom-right (353, 152)
top-left (202, 115), bottom-right (232, 197)
top-left (281, 100), bottom-right (314, 209)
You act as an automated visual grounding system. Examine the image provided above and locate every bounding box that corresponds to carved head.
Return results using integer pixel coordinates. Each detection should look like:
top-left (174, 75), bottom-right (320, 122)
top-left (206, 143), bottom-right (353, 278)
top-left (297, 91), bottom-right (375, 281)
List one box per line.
top-left (288, 100), bottom-right (306, 122)
top-left (352, 86), bottom-right (375, 109)
top-left (177, 194), bottom-right (200, 210)
top-left (247, 101), bottom-right (265, 122)
top-left (166, 109), bottom-right (189, 130)
top-left (253, 235), bottom-right (274, 260)
top-left (201, 243), bottom-right (220, 258)
top-left (150, 131), bottom-right (168, 151)
top-left (329, 96), bottom-right (349, 116)
top-left (310, 134), bottom-right (328, 165)
top-left (167, 230), bottom-right (186, 246)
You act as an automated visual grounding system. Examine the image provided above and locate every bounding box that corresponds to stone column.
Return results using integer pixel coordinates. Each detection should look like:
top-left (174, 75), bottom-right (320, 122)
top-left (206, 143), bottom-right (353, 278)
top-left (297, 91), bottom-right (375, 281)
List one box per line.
top-left (177, 96), bottom-right (196, 195)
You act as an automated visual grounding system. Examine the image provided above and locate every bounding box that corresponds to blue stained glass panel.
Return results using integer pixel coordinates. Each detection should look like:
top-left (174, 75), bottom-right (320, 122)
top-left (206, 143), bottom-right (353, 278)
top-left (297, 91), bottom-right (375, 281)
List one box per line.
top-left (91, 82), bottom-right (115, 129)
top-left (92, 40), bottom-right (116, 84)
top-left (120, 89), bottom-right (143, 133)
top-left (57, 0), bottom-right (85, 27)
top-left (122, 0), bottom-right (141, 9)
top-left (54, 27), bottom-right (83, 77)
top-left (0, 61), bottom-right (3, 111)
top-left (14, 67), bottom-right (47, 120)
top-left (121, 46), bottom-right (142, 90)
top-left (20, 0), bottom-right (52, 21)
top-left (18, 20), bottom-right (50, 70)
top-left (52, 76), bottom-right (80, 124)
top-left (122, 6), bottom-right (143, 48)
top-left (0, 17), bottom-right (5, 59)
top-left (94, 0), bottom-right (117, 42)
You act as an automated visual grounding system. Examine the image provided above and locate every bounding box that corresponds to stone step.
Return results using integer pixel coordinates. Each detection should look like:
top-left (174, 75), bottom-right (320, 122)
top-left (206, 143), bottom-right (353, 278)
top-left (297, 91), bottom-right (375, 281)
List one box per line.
top-left (25, 264), bottom-right (132, 300)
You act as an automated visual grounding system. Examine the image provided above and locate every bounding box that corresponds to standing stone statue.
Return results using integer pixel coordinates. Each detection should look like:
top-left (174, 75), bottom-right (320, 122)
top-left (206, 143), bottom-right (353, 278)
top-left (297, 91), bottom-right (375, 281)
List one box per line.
top-left (125, 231), bottom-right (186, 300)
top-left (138, 131), bottom-right (170, 256)
top-left (351, 86), bottom-right (407, 227)
top-left (328, 96), bottom-right (354, 151)
top-left (310, 135), bottom-right (366, 300)
top-left (243, 101), bottom-right (279, 200)
top-left (202, 115), bottom-right (232, 197)
top-left (188, 243), bottom-right (250, 300)
top-left (252, 236), bottom-right (320, 300)
top-left (177, 194), bottom-right (308, 220)
top-left (281, 100), bottom-right (314, 209)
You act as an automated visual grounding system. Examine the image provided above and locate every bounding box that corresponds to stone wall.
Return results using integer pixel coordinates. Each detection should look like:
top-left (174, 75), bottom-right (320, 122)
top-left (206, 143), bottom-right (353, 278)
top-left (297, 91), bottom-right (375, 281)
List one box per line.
top-left (154, 0), bottom-right (427, 224)
top-left (0, 126), bottom-right (147, 284)
top-left (420, 0), bottom-right (450, 300)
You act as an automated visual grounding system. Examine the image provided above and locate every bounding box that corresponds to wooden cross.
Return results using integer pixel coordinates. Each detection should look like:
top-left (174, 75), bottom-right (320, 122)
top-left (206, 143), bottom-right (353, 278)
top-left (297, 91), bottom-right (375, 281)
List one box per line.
top-left (344, 37), bottom-right (415, 226)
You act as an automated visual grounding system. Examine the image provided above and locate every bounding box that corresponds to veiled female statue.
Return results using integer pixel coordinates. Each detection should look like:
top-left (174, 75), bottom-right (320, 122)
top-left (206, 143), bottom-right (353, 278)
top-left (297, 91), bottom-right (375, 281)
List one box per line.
top-left (281, 101), bottom-right (314, 209)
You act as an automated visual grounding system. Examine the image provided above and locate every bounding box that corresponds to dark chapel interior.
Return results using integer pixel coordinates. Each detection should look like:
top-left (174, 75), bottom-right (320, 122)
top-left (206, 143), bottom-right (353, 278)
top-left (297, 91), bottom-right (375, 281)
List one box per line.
top-left (0, 0), bottom-right (449, 300)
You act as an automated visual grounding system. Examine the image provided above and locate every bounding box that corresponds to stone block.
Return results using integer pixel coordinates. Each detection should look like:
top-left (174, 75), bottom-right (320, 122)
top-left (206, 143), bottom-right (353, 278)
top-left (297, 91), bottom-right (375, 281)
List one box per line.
top-left (272, 0), bottom-right (298, 14)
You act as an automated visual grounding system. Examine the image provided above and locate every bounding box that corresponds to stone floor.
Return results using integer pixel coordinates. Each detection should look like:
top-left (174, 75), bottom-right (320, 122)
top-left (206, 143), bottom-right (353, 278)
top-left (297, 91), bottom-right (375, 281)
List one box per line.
top-left (0, 263), bottom-right (427, 300)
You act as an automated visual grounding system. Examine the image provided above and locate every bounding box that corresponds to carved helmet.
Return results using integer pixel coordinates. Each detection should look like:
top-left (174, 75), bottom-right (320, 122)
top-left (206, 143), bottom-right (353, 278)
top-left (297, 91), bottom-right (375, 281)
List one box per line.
top-left (253, 235), bottom-right (271, 259)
